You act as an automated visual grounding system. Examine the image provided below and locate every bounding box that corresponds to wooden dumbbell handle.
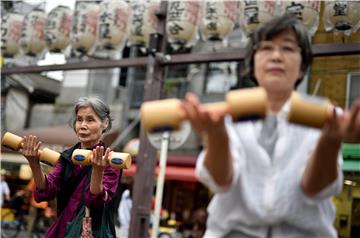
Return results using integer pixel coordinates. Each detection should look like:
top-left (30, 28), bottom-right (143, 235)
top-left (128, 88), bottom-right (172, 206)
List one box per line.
top-left (1, 132), bottom-right (60, 166)
top-left (141, 87), bottom-right (267, 132)
top-left (2, 132), bottom-right (23, 151)
top-left (288, 93), bottom-right (334, 128)
top-left (72, 149), bottom-right (132, 169)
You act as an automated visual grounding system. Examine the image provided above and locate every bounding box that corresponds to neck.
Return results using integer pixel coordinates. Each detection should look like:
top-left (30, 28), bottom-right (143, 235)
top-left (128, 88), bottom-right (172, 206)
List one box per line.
top-left (81, 141), bottom-right (100, 149)
top-left (266, 90), bottom-right (292, 113)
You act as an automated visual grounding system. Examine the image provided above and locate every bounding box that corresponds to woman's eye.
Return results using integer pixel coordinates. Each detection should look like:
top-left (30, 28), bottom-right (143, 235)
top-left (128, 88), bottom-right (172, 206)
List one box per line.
top-left (283, 46), bottom-right (294, 52)
top-left (260, 45), bottom-right (273, 51)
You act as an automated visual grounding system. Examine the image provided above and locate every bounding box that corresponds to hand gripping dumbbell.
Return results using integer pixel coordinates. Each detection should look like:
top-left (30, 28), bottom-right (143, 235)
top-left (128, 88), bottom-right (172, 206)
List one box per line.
top-left (1, 132), bottom-right (60, 166)
top-left (72, 149), bottom-right (132, 169)
top-left (140, 87), bottom-right (267, 133)
top-left (288, 92), bottom-right (360, 128)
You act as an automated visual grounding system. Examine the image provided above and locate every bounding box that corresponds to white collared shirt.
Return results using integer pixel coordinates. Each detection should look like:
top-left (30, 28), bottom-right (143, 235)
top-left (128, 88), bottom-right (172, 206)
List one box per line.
top-left (196, 101), bottom-right (343, 238)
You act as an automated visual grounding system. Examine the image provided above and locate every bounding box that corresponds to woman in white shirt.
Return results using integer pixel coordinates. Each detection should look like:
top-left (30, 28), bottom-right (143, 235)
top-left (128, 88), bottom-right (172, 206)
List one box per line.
top-left (182, 14), bottom-right (360, 238)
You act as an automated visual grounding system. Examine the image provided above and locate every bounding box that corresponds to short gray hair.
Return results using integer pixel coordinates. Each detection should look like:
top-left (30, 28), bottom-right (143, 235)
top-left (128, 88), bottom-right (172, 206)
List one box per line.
top-left (69, 96), bottom-right (113, 133)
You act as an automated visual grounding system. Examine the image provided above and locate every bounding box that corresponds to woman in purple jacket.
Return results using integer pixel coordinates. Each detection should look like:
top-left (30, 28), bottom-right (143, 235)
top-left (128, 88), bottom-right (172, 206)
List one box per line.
top-left (20, 96), bottom-right (121, 237)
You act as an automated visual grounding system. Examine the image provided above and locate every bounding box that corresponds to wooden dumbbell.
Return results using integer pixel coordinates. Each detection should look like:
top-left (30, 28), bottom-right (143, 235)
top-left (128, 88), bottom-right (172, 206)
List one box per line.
top-left (288, 92), bottom-right (360, 128)
top-left (72, 149), bottom-right (132, 169)
top-left (1, 132), bottom-right (60, 166)
top-left (140, 87), bottom-right (267, 132)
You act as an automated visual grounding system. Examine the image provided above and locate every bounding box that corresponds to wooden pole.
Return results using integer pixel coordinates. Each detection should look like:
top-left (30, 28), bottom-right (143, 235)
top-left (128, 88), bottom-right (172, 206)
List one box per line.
top-left (128, 1), bottom-right (168, 237)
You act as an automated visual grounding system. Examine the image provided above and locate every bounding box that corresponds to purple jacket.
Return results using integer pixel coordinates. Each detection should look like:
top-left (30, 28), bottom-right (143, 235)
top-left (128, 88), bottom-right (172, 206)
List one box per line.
top-left (34, 143), bottom-right (121, 238)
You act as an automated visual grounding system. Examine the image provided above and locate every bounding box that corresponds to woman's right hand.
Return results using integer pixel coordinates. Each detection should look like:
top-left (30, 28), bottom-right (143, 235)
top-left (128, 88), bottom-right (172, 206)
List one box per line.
top-left (182, 92), bottom-right (227, 138)
top-left (19, 135), bottom-right (42, 165)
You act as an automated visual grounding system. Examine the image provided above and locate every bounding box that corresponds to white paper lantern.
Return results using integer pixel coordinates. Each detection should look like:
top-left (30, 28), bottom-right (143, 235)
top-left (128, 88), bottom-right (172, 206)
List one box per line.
top-left (166, 0), bottom-right (200, 48)
top-left (45, 5), bottom-right (72, 53)
top-left (280, 1), bottom-right (320, 37)
top-left (323, 1), bottom-right (360, 35)
top-left (199, 1), bottom-right (237, 41)
top-left (1, 13), bottom-right (24, 57)
top-left (20, 10), bottom-right (47, 56)
top-left (239, 0), bottom-right (277, 35)
top-left (71, 2), bottom-right (100, 54)
top-left (98, 0), bottom-right (130, 50)
top-left (128, 0), bottom-right (160, 47)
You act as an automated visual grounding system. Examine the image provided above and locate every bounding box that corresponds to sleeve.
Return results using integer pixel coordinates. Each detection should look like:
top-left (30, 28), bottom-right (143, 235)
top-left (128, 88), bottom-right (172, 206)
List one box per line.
top-left (85, 165), bottom-right (121, 207)
top-left (195, 116), bottom-right (244, 193)
top-left (3, 182), bottom-right (10, 195)
top-left (34, 160), bottom-right (64, 202)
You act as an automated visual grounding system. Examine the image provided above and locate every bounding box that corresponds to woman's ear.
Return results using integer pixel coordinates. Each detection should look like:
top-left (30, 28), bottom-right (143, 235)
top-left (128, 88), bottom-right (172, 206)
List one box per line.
top-left (102, 118), bottom-right (109, 131)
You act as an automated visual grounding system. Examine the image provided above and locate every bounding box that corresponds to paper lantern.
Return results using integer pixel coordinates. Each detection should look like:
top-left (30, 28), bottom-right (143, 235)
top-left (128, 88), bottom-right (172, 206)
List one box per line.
top-left (128, 0), bottom-right (160, 47)
top-left (45, 5), bottom-right (72, 53)
top-left (1, 13), bottom-right (24, 57)
top-left (280, 1), bottom-right (320, 37)
top-left (239, 0), bottom-right (276, 35)
top-left (20, 10), bottom-right (47, 56)
top-left (166, 0), bottom-right (200, 48)
top-left (199, 0), bottom-right (237, 41)
top-left (71, 1), bottom-right (100, 54)
top-left (98, 0), bottom-right (130, 50)
top-left (323, 1), bottom-right (360, 35)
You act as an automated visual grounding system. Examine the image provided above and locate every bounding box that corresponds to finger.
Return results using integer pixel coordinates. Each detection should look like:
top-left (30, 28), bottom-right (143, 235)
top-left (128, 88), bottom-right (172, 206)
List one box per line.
top-left (183, 94), bottom-right (205, 128)
top-left (324, 107), bottom-right (337, 130)
top-left (183, 93), bottom-right (201, 119)
top-left (92, 148), bottom-right (97, 162)
top-left (104, 147), bottom-right (110, 159)
top-left (34, 141), bottom-right (41, 150)
top-left (349, 100), bottom-right (360, 126)
top-left (95, 146), bottom-right (101, 161)
top-left (30, 136), bottom-right (38, 151)
top-left (99, 146), bottom-right (104, 160)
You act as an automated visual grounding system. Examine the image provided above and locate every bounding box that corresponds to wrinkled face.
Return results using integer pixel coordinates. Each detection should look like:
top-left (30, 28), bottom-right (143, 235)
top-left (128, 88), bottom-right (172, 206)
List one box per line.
top-left (254, 30), bottom-right (302, 94)
top-left (75, 107), bottom-right (105, 148)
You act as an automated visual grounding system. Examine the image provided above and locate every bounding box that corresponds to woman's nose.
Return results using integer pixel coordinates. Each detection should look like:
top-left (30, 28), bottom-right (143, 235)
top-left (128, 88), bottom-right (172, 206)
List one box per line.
top-left (269, 48), bottom-right (283, 61)
top-left (80, 121), bottom-right (88, 128)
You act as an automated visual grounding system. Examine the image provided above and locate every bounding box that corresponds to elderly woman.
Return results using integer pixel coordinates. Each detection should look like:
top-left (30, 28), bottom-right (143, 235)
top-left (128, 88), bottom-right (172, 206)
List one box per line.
top-left (20, 96), bottom-right (121, 237)
top-left (183, 14), bottom-right (360, 237)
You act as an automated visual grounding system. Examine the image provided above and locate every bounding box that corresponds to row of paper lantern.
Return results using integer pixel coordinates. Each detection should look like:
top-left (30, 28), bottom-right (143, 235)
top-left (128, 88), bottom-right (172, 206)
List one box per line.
top-left (2, 0), bottom-right (360, 58)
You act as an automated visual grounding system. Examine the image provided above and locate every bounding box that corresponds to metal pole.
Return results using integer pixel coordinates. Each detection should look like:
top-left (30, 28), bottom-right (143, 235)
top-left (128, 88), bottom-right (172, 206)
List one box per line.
top-left (151, 131), bottom-right (170, 238)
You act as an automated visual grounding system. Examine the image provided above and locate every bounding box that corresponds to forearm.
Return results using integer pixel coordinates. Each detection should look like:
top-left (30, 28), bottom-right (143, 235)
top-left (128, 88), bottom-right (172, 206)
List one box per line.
top-left (203, 129), bottom-right (232, 187)
top-left (90, 169), bottom-right (104, 195)
top-left (29, 162), bottom-right (46, 190)
top-left (301, 134), bottom-right (341, 197)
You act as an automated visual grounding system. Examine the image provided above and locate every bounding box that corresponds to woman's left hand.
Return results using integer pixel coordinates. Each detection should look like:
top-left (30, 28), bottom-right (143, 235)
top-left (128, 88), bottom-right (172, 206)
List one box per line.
top-left (92, 146), bottom-right (111, 172)
top-left (321, 100), bottom-right (360, 144)
top-left (342, 100), bottom-right (360, 143)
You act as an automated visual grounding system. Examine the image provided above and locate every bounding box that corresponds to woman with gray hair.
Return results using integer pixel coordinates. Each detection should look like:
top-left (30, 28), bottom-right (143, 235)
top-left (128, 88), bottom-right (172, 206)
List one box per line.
top-left (20, 96), bottom-right (121, 237)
